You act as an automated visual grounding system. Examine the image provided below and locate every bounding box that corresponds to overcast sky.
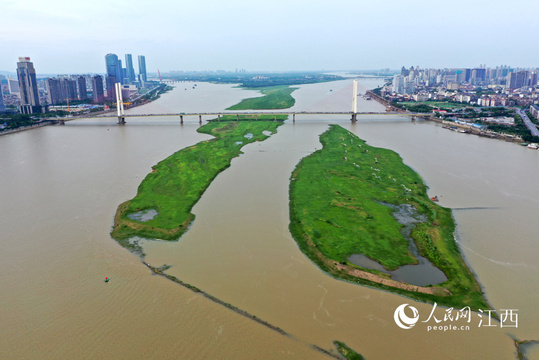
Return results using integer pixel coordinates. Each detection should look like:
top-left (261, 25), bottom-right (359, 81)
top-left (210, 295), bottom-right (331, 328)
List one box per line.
top-left (2, 0), bottom-right (538, 74)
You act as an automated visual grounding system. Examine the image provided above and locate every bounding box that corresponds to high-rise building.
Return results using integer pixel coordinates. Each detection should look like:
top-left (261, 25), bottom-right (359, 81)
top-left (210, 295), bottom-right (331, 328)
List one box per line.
top-left (392, 75), bottom-right (404, 94)
top-left (77, 76), bottom-right (87, 100)
top-left (17, 57), bottom-right (43, 114)
top-left (92, 75), bottom-right (104, 103)
top-left (105, 54), bottom-right (121, 81)
top-left (46, 77), bottom-right (79, 104)
top-left (59, 77), bottom-right (78, 101)
top-left (471, 68), bottom-right (486, 85)
top-left (46, 78), bottom-right (62, 105)
top-left (507, 70), bottom-right (528, 90)
top-left (138, 55), bottom-right (147, 83)
top-left (125, 54), bottom-right (136, 83)
top-left (400, 66), bottom-right (409, 77)
top-left (105, 75), bottom-right (117, 101)
top-left (105, 53), bottom-right (122, 100)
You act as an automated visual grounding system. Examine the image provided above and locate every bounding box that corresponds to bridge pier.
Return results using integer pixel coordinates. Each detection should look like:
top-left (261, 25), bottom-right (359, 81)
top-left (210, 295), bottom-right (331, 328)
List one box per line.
top-left (118, 116), bottom-right (126, 125)
top-left (199, 115), bottom-right (202, 124)
top-left (293, 113), bottom-right (295, 123)
top-left (180, 115), bottom-right (183, 124)
top-left (218, 115), bottom-right (221, 121)
top-left (351, 113), bottom-right (357, 123)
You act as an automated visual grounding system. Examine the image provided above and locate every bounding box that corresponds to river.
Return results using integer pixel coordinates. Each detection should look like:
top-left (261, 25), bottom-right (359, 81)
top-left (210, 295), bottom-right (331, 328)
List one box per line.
top-left (0, 79), bottom-right (537, 359)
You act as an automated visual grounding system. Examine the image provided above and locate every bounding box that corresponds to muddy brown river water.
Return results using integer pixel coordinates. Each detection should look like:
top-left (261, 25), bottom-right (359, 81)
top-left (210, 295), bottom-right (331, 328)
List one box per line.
top-left (0, 79), bottom-right (537, 359)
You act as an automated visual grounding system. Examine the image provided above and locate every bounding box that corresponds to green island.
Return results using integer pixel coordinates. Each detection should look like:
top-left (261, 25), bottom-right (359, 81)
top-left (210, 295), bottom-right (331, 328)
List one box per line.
top-left (111, 116), bottom-right (285, 254)
top-left (227, 85), bottom-right (297, 110)
top-left (288, 124), bottom-right (489, 310)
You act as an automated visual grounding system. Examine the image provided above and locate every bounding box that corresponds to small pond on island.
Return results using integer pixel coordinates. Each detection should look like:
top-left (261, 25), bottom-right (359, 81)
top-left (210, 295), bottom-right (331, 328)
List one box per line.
top-left (348, 203), bottom-right (448, 286)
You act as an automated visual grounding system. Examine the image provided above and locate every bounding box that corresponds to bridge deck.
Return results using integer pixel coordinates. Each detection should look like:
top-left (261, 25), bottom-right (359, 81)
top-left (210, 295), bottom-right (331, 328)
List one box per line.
top-left (95, 111), bottom-right (420, 118)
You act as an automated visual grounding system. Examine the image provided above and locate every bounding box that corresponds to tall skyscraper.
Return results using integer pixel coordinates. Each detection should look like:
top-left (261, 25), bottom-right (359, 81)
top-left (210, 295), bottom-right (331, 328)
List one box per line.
top-left (17, 57), bottom-right (42, 114)
top-left (125, 54), bottom-right (136, 83)
top-left (138, 55), bottom-right (147, 83)
top-left (105, 53), bottom-right (121, 81)
top-left (92, 75), bottom-right (104, 103)
top-left (77, 76), bottom-right (87, 100)
top-left (105, 53), bottom-right (121, 100)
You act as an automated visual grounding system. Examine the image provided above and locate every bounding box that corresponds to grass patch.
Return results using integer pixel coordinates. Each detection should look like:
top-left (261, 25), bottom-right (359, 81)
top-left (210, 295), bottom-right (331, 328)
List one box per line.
top-left (227, 85), bottom-right (297, 110)
top-left (334, 341), bottom-right (365, 360)
top-left (111, 119), bottom-right (284, 251)
top-left (289, 124), bottom-right (489, 310)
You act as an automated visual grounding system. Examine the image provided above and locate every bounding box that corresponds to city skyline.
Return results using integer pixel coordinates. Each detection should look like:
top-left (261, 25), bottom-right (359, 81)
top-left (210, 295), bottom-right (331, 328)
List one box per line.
top-left (2, 0), bottom-right (539, 73)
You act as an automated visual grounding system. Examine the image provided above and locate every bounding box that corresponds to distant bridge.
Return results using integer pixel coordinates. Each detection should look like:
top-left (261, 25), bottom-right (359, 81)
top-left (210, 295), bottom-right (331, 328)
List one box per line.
top-left (96, 111), bottom-right (424, 124)
top-left (105, 79), bottom-right (427, 125)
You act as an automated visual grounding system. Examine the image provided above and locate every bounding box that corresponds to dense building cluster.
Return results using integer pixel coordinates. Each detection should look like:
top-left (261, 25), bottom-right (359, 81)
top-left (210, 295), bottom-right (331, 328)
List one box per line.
top-left (0, 54), bottom-right (149, 114)
top-left (385, 65), bottom-right (539, 107)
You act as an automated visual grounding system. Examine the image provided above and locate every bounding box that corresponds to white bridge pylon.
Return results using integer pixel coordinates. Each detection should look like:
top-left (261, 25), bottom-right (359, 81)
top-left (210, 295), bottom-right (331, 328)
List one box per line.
top-left (115, 82), bottom-right (125, 124)
top-left (351, 79), bottom-right (358, 122)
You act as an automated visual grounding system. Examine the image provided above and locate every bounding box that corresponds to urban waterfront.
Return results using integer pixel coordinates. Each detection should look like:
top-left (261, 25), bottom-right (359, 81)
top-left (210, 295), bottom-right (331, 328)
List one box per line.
top-left (0, 79), bottom-right (538, 359)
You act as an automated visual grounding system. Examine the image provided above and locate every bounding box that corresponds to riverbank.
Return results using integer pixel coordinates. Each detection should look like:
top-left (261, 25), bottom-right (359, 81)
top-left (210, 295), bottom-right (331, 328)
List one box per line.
top-left (0, 84), bottom-right (170, 135)
top-left (111, 118), bottom-right (285, 253)
top-left (0, 121), bottom-right (55, 136)
top-left (289, 124), bottom-right (489, 310)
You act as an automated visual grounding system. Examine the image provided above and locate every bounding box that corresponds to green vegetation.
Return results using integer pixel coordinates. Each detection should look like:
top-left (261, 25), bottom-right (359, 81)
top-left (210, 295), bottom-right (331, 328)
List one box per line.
top-left (396, 103), bottom-right (435, 113)
top-left (477, 114), bottom-right (539, 142)
top-left (227, 85), bottom-right (297, 110)
top-left (396, 101), bottom-right (467, 112)
top-left (289, 125), bottom-right (489, 309)
top-left (0, 114), bottom-right (36, 130)
top-left (425, 101), bottom-right (469, 109)
top-left (334, 341), bottom-right (365, 360)
top-left (165, 71), bottom-right (343, 87)
top-left (111, 118), bottom-right (284, 253)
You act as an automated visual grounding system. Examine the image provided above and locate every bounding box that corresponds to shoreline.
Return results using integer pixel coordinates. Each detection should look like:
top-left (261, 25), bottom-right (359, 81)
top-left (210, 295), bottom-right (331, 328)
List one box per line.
top-left (366, 89), bottom-right (529, 144)
top-left (0, 84), bottom-right (168, 136)
top-left (0, 121), bottom-right (53, 136)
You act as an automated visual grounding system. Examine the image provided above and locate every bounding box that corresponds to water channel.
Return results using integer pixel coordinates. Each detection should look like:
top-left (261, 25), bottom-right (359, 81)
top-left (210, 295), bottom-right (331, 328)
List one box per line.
top-left (0, 79), bottom-right (537, 359)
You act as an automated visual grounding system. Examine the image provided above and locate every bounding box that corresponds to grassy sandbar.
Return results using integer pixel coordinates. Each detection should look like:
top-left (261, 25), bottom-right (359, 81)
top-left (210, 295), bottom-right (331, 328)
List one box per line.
top-left (111, 118), bottom-right (284, 252)
top-left (289, 125), bottom-right (488, 309)
top-left (227, 85), bottom-right (297, 110)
